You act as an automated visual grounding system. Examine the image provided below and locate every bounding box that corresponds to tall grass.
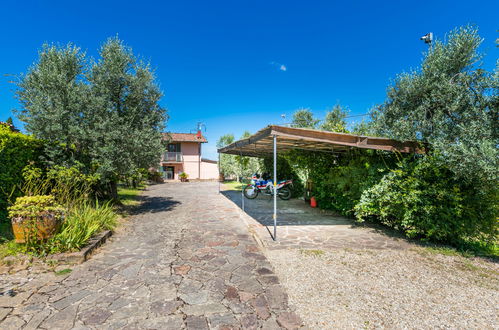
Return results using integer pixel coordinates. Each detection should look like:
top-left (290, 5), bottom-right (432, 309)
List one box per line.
top-left (49, 201), bottom-right (117, 252)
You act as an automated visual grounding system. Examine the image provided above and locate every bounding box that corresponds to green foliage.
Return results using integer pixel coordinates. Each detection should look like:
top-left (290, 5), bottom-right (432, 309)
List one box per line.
top-left (147, 168), bottom-right (163, 183)
top-left (355, 157), bottom-right (498, 244)
top-left (15, 38), bottom-right (167, 198)
top-left (261, 155), bottom-right (303, 197)
top-left (8, 195), bottom-right (64, 219)
top-left (21, 164), bottom-right (99, 208)
top-left (117, 184), bottom-right (144, 207)
top-left (371, 26), bottom-right (498, 184)
top-left (49, 201), bottom-right (116, 252)
top-left (217, 132), bottom-right (261, 181)
top-left (88, 37), bottom-right (167, 191)
top-left (0, 124), bottom-right (43, 221)
top-left (291, 108), bottom-right (319, 128)
top-left (55, 268), bottom-right (72, 275)
top-left (351, 119), bottom-right (375, 135)
top-left (308, 150), bottom-right (398, 216)
top-left (179, 172), bottom-right (188, 179)
top-left (122, 168), bottom-right (148, 188)
top-left (320, 104), bottom-right (349, 133)
top-left (217, 134), bottom-right (237, 178)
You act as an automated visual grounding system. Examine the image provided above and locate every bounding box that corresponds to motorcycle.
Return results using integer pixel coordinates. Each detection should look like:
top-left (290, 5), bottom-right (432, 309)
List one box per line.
top-left (243, 173), bottom-right (293, 200)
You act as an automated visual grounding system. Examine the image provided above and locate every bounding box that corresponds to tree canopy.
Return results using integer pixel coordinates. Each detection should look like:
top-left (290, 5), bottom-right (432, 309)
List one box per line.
top-left (290, 108), bottom-right (319, 129)
top-left (16, 38), bottom-right (167, 197)
top-left (371, 26), bottom-right (498, 183)
top-left (320, 104), bottom-right (349, 133)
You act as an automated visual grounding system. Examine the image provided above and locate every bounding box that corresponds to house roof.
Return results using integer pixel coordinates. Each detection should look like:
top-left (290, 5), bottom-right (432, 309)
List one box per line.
top-left (201, 158), bottom-right (218, 164)
top-left (162, 132), bottom-right (207, 143)
top-left (0, 122), bottom-right (20, 133)
top-left (218, 125), bottom-right (425, 157)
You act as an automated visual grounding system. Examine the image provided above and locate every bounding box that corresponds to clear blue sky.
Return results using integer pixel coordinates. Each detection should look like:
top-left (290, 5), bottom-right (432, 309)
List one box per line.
top-left (1, 0), bottom-right (498, 160)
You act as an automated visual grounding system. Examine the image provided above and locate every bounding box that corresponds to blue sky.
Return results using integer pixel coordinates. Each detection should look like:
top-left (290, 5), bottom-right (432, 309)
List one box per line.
top-left (1, 0), bottom-right (498, 160)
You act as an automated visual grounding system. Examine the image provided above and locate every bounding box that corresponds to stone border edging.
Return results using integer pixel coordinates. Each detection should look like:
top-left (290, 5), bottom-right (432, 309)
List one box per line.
top-left (49, 230), bottom-right (112, 264)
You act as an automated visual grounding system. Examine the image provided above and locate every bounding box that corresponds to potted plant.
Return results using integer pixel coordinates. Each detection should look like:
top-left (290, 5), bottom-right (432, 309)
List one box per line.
top-left (179, 172), bottom-right (189, 182)
top-left (8, 195), bottom-right (65, 243)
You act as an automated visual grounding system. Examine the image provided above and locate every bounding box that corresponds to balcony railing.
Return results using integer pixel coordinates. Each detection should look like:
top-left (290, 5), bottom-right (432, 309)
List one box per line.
top-left (161, 152), bottom-right (183, 162)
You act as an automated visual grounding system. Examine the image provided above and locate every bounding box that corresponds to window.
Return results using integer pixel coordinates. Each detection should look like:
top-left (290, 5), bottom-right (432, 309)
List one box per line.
top-left (167, 143), bottom-right (181, 152)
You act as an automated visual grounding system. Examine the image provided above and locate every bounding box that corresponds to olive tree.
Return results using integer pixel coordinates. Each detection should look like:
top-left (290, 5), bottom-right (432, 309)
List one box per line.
top-left (16, 38), bottom-right (167, 198)
top-left (371, 26), bottom-right (498, 183)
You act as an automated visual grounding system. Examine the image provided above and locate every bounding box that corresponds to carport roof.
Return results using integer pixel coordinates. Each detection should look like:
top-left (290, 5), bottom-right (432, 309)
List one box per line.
top-left (217, 125), bottom-right (425, 157)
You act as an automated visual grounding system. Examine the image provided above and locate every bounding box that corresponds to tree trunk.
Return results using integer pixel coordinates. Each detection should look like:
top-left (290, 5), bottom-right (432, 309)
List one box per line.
top-left (109, 181), bottom-right (118, 201)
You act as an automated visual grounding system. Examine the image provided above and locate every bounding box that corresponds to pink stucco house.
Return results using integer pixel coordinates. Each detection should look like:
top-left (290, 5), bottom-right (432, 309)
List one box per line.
top-left (159, 132), bottom-right (219, 180)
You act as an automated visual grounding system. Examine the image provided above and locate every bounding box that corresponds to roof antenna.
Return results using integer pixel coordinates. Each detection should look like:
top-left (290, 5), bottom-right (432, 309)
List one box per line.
top-left (191, 122), bottom-right (206, 139)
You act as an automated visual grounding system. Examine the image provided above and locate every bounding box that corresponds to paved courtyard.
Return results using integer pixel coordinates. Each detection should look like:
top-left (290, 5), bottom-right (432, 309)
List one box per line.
top-left (222, 189), bottom-right (411, 251)
top-left (0, 182), bottom-right (302, 329)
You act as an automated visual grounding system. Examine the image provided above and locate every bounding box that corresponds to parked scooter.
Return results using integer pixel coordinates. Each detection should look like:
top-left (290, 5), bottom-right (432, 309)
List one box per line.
top-left (243, 173), bottom-right (293, 200)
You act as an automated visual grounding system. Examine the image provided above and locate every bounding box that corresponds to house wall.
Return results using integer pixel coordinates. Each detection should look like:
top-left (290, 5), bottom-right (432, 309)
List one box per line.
top-left (181, 142), bottom-right (201, 179)
top-left (200, 161), bottom-right (219, 180)
top-left (160, 142), bottom-right (218, 180)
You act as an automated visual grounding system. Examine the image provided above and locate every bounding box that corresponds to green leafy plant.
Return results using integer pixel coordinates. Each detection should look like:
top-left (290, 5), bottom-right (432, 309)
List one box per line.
top-left (21, 164), bottom-right (99, 208)
top-left (178, 172), bottom-right (189, 181)
top-left (354, 157), bottom-right (498, 245)
top-left (8, 195), bottom-right (64, 218)
top-left (49, 201), bottom-right (117, 252)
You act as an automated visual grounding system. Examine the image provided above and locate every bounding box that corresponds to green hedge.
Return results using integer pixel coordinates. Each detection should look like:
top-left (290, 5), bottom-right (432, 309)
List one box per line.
top-left (281, 149), bottom-right (497, 247)
top-left (355, 157), bottom-right (498, 244)
top-left (0, 124), bottom-right (43, 221)
top-left (308, 150), bottom-right (399, 216)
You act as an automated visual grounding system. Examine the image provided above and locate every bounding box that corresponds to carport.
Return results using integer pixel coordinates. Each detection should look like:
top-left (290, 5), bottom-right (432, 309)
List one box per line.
top-left (217, 125), bottom-right (424, 241)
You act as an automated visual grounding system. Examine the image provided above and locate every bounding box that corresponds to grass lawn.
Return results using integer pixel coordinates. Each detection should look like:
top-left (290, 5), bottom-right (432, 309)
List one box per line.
top-left (222, 180), bottom-right (247, 191)
top-left (117, 184), bottom-right (146, 207)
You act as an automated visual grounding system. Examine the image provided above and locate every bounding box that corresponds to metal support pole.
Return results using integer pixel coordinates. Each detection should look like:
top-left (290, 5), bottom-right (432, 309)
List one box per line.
top-left (273, 135), bottom-right (277, 241)
top-left (218, 152), bottom-right (221, 194)
top-left (240, 148), bottom-right (245, 212)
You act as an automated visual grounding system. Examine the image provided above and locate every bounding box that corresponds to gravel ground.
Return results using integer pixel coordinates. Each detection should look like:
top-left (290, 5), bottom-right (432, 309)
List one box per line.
top-left (267, 248), bottom-right (499, 329)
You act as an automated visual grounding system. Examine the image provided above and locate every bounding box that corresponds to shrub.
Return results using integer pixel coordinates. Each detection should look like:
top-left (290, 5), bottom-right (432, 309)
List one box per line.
top-left (355, 157), bottom-right (498, 244)
top-left (309, 150), bottom-right (398, 216)
top-left (22, 163), bottom-right (99, 208)
top-left (8, 195), bottom-right (64, 219)
top-left (147, 168), bottom-right (163, 183)
top-left (0, 124), bottom-right (43, 221)
top-left (49, 201), bottom-right (117, 252)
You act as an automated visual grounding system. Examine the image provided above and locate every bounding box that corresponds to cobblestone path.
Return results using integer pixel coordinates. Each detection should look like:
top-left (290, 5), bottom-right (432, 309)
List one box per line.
top-left (0, 182), bottom-right (303, 329)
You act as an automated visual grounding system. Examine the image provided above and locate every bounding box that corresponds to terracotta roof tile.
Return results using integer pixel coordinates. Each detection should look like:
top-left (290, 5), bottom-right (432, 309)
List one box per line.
top-left (162, 132), bottom-right (207, 143)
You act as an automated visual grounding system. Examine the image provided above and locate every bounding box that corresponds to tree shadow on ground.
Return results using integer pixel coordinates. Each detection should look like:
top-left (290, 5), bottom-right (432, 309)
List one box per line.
top-left (127, 195), bottom-right (181, 215)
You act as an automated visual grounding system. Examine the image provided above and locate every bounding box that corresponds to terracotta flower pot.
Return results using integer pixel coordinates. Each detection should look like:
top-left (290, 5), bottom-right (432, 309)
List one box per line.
top-left (11, 212), bottom-right (63, 243)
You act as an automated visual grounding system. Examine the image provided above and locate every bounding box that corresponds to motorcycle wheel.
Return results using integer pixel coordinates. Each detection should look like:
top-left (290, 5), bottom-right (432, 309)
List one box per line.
top-left (243, 185), bottom-right (259, 199)
top-left (278, 187), bottom-right (292, 200)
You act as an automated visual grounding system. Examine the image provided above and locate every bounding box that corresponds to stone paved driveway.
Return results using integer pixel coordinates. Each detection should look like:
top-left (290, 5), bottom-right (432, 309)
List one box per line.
top-left (0, 182), bottom-right (302, 329)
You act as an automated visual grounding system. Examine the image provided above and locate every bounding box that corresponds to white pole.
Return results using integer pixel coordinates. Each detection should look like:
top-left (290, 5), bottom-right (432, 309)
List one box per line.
top-left (240, 148), bottom-right (245, 211)
top-left (218, 152), bottom-right (221, 194)
top-left (273, 135), bottom-right (277, 241)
